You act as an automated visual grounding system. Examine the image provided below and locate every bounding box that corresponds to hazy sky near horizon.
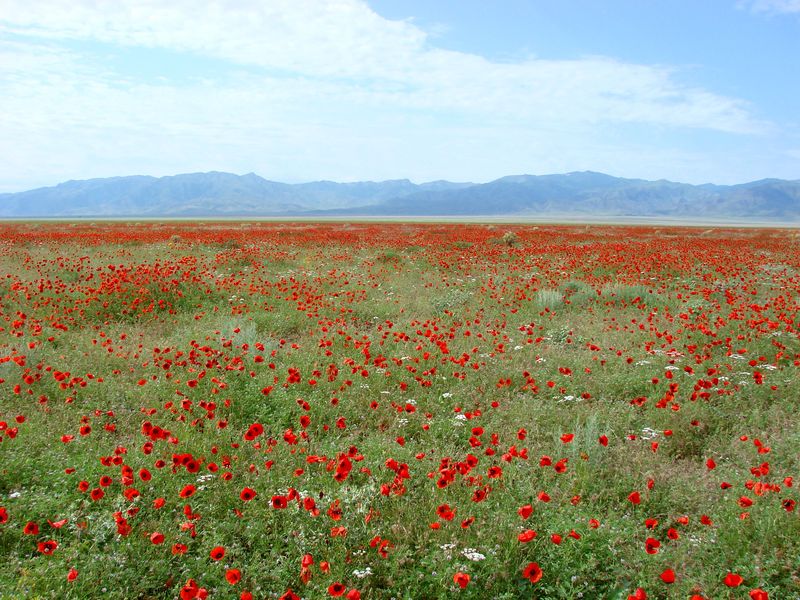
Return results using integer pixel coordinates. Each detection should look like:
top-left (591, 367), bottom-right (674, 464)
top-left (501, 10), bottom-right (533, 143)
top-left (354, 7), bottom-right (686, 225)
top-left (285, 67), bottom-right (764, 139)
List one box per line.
top-left (1, 0), bottom-right (799, 192)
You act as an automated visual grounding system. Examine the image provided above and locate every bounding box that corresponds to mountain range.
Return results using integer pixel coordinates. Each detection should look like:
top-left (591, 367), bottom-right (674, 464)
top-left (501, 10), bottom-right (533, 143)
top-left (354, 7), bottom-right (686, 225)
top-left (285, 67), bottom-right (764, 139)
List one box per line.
top-left (1, 170), bottom-right (799, 220)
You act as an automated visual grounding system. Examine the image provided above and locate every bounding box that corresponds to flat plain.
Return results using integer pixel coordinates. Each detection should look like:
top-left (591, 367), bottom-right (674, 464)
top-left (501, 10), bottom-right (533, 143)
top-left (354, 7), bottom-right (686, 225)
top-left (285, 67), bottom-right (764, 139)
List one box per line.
top-left (0, 222), bottom-right (797, 599)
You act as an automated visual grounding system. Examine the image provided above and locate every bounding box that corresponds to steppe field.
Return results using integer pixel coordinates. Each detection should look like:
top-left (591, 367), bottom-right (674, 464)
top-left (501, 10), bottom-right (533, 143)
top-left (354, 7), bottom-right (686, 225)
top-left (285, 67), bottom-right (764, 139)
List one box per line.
top-left (0, 222), bottom-right (798, 600)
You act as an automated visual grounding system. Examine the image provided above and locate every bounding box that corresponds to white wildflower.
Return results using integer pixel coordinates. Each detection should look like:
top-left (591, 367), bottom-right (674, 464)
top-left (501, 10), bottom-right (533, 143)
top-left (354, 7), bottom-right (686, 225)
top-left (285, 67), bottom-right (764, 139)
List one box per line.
top-left (353, 567), bottom-right (373, 579)
top-left (640, 428), bottom-right (658, 440)
top-left (461, 548), bottom-right (485, 562)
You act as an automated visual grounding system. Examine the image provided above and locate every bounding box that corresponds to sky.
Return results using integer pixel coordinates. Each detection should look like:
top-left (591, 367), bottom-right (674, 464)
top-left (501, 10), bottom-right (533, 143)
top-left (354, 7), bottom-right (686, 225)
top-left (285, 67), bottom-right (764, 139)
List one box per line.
top-left (1, 0), bottom-right (799, 192)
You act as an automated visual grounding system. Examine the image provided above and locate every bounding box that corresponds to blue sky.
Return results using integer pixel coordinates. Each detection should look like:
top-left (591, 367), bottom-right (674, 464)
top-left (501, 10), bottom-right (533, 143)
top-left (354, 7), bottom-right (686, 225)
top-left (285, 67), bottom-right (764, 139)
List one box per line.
top-left (0, 0), bottom-right (798, 192)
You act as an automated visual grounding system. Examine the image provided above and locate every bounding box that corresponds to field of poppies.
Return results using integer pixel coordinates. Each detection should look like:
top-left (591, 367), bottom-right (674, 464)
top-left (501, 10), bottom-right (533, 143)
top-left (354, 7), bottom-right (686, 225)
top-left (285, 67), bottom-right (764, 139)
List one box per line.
top-left (0, 221), bottom-right (798, 599)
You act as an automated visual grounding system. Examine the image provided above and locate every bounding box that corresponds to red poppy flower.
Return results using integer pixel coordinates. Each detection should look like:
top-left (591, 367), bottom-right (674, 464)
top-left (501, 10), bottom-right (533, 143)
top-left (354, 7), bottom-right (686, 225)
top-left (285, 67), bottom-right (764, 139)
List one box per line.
top-left (150, 532), bottom-right (164, 544)
top-left (172, 543), bottom-right (188, 554)
top-left (518, 504), bottom-right (533, 519)
top-left (328, 582), bottom-right (346, 596)
top-left (628, 491), bottom-right (641, 505)
top-left (453, 572), bottom-right (470, 589)
top-left (180, 579), bottom-right (200, 600)
top-left (334, 455), bottom-right (353, 482)
top-left (522, 562), bottom-right (543, 583)
top-left (749, 589), bottom-right (769, 600)
top-left (210, 546), bottom-right (226, 561)
top-left (226, 569), bottom-right (241, 585)
top-left (23, 521), bottom-right (39, 535)
top-left (243, 423), bottom-right (264, 441)
top-left (644, 537), bottom-right (660, 554)
top-left (37, 540), bottom-right (58, 555)
top-left (179, 484), bottom-right (196, 498)
top-left (436, 504), bottom-right (455, 521)
top-left (67, 568), bottom-right (78, 582)
top-left (468, 485), bottom-right (487, 502)
top-left (660, 569), bottom-right (675, 584)
top-left (518, 529), bottom-right (537, 543)
top-left (723, 573), bottom-right (744, 587)
top-left (240, 487), bottom-right (257, 501)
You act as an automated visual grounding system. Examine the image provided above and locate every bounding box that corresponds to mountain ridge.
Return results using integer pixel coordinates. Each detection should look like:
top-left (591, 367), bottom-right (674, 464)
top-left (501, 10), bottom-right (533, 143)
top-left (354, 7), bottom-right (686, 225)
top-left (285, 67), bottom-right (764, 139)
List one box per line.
top-left (1, 171), bottom-right (799, 219)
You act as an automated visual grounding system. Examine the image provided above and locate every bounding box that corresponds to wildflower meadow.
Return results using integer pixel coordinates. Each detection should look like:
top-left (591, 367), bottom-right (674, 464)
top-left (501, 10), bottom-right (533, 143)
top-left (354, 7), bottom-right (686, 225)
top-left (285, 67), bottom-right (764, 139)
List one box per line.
top-left (0, 222), bottom-right (797, 599)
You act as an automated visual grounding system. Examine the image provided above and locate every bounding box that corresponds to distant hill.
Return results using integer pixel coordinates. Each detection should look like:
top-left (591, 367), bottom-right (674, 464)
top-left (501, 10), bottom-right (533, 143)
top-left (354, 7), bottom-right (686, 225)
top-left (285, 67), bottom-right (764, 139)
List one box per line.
top-left (337, 172), bottom-right (800, 219)
top-left (1, 170), bottom-right (799, 220)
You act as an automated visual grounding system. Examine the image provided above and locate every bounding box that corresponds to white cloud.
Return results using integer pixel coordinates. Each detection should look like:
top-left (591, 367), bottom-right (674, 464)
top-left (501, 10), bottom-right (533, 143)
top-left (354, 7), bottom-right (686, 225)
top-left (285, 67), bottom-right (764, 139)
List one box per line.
top-left (0, 0), bottom-right (428, 79)
top-left (743, 0), bottom-right (800, 13)
top-left (0, 0), bottom-right (777, 190)
top-left (0, 0), bottom-right (763, 132)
